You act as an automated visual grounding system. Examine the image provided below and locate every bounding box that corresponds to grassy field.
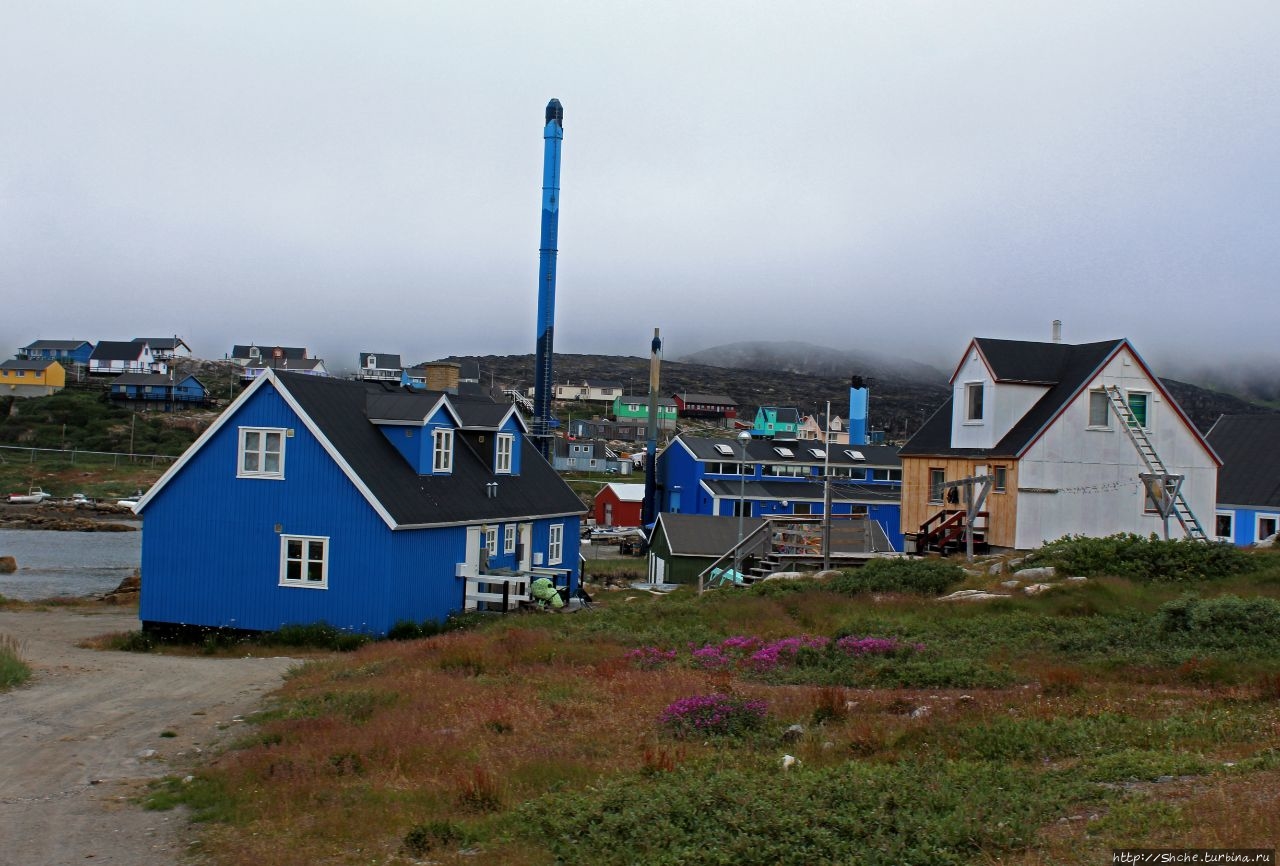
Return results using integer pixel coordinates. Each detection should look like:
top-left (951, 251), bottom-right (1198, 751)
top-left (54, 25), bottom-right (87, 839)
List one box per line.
top-left (139, 540), bottom-right (1280, 865)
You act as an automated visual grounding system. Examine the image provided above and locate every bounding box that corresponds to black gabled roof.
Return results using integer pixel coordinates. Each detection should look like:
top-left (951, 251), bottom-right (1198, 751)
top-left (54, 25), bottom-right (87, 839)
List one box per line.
top-left (655, 513), bottom-right (767, 557)
top-left (1207, 414), bottom-right (1280, 509)
top-left (233, 344), bottom-right (307, 360)
top-left (276, 372), bottom-right (583, 527)
top-left (679, 434), bottom-right (900, 467)
top-left (903, 338), bottom-right (1125, 458)
top-left (359, 352), bottom-right (402, 369)
top-left (134, 337), bottom-right (188, 351)
top-left (701, 478), bottom-right (901, 504)
top-left (23, 339), bottom-right (90, 350)
top-left (1, 359), bottom-right (58, 371)
top-left (111, 373), bottom-right (173, 386)
top-left (365, 387), bottom-right (453, 423)
top-left (90, 340), bottom-right (147, 361)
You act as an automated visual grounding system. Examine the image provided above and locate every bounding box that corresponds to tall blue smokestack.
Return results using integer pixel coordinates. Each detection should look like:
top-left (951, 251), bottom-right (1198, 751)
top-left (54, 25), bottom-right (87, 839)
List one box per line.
top-left (848, 375), bottom-right (868, 446)
top-left (532, 98), bottom-right (564, 456)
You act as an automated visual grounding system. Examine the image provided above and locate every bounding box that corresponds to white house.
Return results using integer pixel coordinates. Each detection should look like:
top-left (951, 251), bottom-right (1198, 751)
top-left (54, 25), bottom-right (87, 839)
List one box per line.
top-left (900, 337), bottom-right (1219, 551)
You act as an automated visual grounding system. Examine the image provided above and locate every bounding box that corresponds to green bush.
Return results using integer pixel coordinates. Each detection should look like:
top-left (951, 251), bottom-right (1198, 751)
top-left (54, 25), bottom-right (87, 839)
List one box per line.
top-left (270, 623), bottom-right (371, 652)
top-left (1030, 534), bottom-right (1259, 582)
top-left (1154, 594), bottom-right (1280, 648)
top-left (403, 820), bottom-right (472, 857)
top-left (829, 558), bottom-right (964, 596)
top-left (517, 759), bottom-right (1095, 866)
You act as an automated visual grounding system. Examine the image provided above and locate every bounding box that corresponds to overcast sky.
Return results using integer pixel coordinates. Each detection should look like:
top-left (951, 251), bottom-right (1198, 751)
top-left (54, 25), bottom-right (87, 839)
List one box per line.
top-left (3, 1), bottom-right (1277, 375)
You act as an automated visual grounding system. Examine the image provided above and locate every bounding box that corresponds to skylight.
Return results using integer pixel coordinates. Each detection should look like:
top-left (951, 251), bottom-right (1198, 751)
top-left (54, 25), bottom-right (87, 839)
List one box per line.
top-left (713, 443), bottom-right (735, 456)
top-left (844, 449), bottom-right (865, 461)
top-left (808, 448), bottom-right (826, 459)
top-left (773, 446), bottom-right (794, 458)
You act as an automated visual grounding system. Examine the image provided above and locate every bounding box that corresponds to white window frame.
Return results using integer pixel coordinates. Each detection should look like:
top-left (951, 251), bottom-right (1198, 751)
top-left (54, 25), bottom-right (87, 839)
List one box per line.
top-left (485, 525), bottom-right (498, 557)
top-left (1126, 391), bottom-right (1151, 430)
top-left (993, 466), bottom-right (1007, 493)
top-left (1215, 510), bottom-right (1234, 542)
top-left (1087, 390), bottom-right (1112, 429)
top-left (964, 382), bottom-right (984, 423)
top-left (503, 523), bottom-right (516, 554)
top-left (548, 523), bottom-right (563, 565)
top-left (238, 427), bottom-right (286, 479)
top-left (432, 428), bottom-right (454, 473)
top-left (495, 433), bottom-right (514, 474)
top-left (1257, 514), bottom-right (1279, 543)
top-left (929, 468), bottom-right (946, 504)
top-left (279, 534), bottom-right (329, 589)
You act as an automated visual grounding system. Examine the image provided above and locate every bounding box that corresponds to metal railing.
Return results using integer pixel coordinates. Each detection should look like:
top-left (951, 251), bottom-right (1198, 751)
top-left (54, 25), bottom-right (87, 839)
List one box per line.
top-left (0, 445), bottom-right (182, 468)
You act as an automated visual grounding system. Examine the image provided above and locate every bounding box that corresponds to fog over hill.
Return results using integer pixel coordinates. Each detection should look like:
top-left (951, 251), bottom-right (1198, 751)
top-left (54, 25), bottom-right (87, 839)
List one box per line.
top-left (449, 340), bottom-right (1274, 442)
top-left (677, 341), bottom-right (947, 387)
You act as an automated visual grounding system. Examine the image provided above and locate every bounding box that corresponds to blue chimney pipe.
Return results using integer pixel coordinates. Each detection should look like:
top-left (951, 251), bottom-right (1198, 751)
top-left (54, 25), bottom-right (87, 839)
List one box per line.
top-left (532, 99), bottom-right (564, 456)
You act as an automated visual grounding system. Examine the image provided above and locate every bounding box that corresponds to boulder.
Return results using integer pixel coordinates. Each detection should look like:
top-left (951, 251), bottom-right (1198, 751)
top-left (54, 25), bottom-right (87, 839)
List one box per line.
top-left (1065, 575), bottom-right (1089, 583)
top-left (1015, 566), bottom-right (1056, 580)
top-left (937, 589), bottom-right (1011, 602)
top-left (0, 556), bottom-right (15, 574)
top-left (762, 571), bottom-right (807, 582)
top-left (1000, 579), bottom-right (1021, 589)
top-left (987, 561), bottom-right (1006, 576)
top-left (1023, 583), bottom-right (1053, 596)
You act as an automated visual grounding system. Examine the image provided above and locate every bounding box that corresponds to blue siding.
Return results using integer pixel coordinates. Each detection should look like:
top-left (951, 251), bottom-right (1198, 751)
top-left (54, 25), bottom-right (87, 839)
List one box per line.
top-left (141, 382), bottom-right (471, 635)
top-left (657, 439), bottom-right (904, 550)
top-left (141, 380), bottom-right (582, 635)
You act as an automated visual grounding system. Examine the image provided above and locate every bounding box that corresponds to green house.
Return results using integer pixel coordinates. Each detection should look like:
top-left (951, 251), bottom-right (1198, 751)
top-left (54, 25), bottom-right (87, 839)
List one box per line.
top-left (612, 395), bottom-right (678, 430)
top-left (646, 513), bottom-right (767, 584)
top-left (751, 406), bottom-right (800, 439)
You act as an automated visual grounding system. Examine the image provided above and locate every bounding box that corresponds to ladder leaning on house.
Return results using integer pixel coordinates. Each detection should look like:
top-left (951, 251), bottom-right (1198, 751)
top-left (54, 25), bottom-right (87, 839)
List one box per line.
top-left (1102, 385), bottom-right (1209, 541)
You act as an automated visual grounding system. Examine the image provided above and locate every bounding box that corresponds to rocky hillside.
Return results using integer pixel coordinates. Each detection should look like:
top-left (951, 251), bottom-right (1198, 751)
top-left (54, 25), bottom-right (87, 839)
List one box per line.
top-left (446, 350), bottom-right (1274, 441)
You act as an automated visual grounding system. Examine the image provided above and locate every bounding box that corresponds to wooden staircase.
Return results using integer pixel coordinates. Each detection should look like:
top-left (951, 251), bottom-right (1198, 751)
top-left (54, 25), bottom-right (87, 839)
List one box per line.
top-left (911, 508), bottom-right (989, 555)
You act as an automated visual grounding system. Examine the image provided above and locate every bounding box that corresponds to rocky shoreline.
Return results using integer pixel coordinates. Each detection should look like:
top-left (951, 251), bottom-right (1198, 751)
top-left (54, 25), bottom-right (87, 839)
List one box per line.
top-left (0, 503), bottom-right (139, 532)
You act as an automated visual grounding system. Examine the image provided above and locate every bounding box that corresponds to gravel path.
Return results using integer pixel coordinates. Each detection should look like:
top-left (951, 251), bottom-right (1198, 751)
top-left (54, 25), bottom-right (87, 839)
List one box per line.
top-left (0, 608), bottom-right (295, 866)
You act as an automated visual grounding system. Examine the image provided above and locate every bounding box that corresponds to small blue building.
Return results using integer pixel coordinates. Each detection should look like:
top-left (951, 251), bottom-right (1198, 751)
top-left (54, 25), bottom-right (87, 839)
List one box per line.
top-left (110, 373), bottom-right (210, 409)
top-left (17, 339), bottom-right (94, 366)
top-left (656, 434), bottom-right (904, 550)
top-left (1206, 414), bottom-right (1280, 546)
top-left (135, 370), bottom-right (585, 636)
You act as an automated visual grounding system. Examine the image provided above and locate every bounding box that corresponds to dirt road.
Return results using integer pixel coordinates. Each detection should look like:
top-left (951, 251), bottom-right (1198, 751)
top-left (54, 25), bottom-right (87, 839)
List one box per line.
top-left (0, 608), bottom-right (295, 866)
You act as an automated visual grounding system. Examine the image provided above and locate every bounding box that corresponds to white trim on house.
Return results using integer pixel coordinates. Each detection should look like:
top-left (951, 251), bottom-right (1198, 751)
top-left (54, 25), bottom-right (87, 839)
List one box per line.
top-left (279, 534), bottom-right (329, 589)
top-left (433, 428), bottom-right (454, 473)
top-left (495, 433), bottom-right (514, 474)
top-left (1215, 510), bottom-right (1235, 542)
top-left (548, 523), bottom-right (564, 565)
top-left (134, 371), bottom-right (402, 530)
top-left (1257, 513), bottom-right (1279, 543)
top-left (504, 523), bottom-right (516, 554)
top-left (237, 427), bottom-right (287, 479)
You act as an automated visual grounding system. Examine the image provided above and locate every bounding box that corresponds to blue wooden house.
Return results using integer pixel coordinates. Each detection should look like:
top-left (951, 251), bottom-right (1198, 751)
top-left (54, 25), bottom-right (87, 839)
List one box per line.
top-left (656, 434), bottom-right (904, 550)
top-left (135, 370), bottom-right (585, 636)
top-left (1206, 414), bottom-right (1279, 546)
top-left (17, 339), bottom-right (94, 366)
top-left (110, 373), bottom-right (210, 409)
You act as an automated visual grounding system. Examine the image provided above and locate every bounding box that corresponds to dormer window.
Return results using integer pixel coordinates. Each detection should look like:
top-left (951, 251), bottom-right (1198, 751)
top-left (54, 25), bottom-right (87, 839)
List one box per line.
top-left (495, 433), bottom-right (514, 474)
top-left (433, 428), bottom-right (454, 473)
top-left (366, 355), bottom-right (377, 368)
top-left (965, 383), bottom-right (984, 422)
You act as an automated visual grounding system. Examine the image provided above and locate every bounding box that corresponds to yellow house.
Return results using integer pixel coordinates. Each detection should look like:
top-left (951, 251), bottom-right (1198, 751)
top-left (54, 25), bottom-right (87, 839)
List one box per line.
top-left (0, 360), bottom-right (67, 397)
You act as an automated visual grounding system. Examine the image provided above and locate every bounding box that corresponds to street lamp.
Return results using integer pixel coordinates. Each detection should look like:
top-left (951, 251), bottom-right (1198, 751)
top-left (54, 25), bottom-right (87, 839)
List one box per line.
top-left (734, 429), bottom-right (752, 581)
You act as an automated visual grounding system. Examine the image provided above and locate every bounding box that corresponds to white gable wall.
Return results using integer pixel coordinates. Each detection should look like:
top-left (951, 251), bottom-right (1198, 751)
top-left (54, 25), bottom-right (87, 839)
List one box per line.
top-left (951, 351), bottom-right (1048, 450)
top-left (1014, 346), bottom-right (1217, 549)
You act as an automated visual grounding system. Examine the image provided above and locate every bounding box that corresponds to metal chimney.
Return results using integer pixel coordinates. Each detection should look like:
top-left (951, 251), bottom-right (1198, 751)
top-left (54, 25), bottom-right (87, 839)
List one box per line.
top-left (532, 99), bottom-right (564, 458)
top-left (1052, 320), bottom-right (1063, 343)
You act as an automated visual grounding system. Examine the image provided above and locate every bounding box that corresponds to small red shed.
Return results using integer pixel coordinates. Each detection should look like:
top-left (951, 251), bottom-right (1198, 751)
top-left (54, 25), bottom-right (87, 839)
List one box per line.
top-left (593, 483), bottom-right (646, 528)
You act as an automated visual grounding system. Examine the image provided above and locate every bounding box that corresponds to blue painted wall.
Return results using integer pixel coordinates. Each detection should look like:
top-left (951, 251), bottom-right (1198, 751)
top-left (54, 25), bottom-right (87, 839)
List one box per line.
top-left (657, 439), bottom-right (904, 549)
top-left (140, 380), bottom-right (578, 636)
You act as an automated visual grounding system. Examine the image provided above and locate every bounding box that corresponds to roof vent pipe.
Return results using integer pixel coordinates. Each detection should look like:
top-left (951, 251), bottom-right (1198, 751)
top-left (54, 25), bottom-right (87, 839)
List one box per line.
top-left (1052, 320), bottom-right (1063, 343)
